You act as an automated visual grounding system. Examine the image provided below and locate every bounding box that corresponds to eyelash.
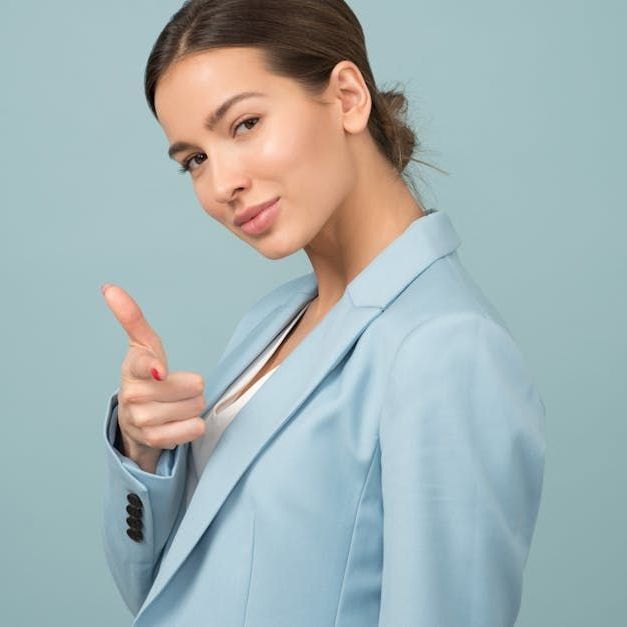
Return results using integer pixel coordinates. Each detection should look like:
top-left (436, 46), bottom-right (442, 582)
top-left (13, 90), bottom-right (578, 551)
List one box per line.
top-left (177, 116), bottom-right (260, 174)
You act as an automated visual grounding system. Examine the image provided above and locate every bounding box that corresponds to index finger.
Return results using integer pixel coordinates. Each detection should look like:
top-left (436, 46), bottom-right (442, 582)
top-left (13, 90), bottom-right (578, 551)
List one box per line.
top-left (101, 284), bottom-right (164, 358)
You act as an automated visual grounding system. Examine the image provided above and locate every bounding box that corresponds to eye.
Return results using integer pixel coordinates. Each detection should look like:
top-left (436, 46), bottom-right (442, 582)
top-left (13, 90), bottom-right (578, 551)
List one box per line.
top-left (177, 116), bottom-right (260, 175)
top-left (233, 115), bottom-right (260, 136)
top-left (177, 153), bottom-right (206, 175)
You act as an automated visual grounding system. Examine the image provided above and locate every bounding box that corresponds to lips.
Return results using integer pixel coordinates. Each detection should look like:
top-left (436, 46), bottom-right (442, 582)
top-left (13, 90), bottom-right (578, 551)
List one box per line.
top-left (234, 196), bottom-right (280, 226)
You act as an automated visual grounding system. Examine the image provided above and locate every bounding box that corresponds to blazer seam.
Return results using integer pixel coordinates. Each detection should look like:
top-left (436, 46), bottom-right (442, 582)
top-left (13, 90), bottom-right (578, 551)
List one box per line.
top-left (242, 513), bottom-right (256, 627)
top-left (332, 438), bottom-right (381, 627)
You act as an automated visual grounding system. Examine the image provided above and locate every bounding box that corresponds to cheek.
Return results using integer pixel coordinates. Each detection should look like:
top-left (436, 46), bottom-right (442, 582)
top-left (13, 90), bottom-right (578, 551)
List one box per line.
top-left (252, 116), bottom-right (306, 173)
top-left (261, 111), bottom-right (350, 202)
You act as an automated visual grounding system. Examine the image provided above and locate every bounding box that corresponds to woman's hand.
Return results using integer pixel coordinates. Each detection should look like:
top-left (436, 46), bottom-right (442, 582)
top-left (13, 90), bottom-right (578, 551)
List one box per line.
top-left (101, 284), bottom-right (207, 473)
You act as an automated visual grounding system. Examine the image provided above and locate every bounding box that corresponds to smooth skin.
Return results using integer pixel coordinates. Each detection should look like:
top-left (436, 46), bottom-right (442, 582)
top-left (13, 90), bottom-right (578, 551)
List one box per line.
top-left (102, 46), bottom-right (425, 472)
top-left (101, 283), bottom-right (207, 473)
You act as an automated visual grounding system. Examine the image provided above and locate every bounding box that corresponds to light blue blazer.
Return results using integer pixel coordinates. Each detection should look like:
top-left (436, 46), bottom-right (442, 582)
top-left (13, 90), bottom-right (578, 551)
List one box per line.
top-left (101, 209), bottom-right (546, 626)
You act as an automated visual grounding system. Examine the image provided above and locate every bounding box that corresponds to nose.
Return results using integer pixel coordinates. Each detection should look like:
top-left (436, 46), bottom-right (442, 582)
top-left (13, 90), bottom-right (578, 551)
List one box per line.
top-left (204, 147), bottom-right (249, 206)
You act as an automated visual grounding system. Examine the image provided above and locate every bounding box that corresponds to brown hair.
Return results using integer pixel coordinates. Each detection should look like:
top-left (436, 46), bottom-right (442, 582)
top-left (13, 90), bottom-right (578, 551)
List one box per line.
top-left (144, 0), bottom-right (447, 199)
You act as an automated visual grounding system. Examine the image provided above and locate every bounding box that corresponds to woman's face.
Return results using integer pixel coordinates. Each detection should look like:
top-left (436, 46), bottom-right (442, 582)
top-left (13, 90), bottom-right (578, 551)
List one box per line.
top-left (154, 46), bottom-right (358, 259)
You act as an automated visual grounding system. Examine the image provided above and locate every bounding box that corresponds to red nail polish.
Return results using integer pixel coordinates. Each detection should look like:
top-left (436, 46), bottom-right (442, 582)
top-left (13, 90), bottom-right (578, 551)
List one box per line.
top-left (151, 368), bottom-right (162, 381)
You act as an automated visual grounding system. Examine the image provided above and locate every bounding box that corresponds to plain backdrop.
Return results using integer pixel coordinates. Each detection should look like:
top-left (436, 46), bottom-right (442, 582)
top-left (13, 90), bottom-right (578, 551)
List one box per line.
top-left (1, 1), bottom-right (625, 625)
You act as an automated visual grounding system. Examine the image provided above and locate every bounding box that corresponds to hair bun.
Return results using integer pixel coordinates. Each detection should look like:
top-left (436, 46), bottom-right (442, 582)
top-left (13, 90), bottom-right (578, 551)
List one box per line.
top-left (377, 88), bottom-right (417, 173)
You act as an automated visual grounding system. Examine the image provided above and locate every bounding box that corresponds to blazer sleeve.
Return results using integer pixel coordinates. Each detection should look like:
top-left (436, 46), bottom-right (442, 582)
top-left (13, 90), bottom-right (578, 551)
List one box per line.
top-left (377, 312), bottom-right (546, 627)
top-left (101, 388), bottom-right (189, 616)
top-left (99, 298), bottom-right (266, 615)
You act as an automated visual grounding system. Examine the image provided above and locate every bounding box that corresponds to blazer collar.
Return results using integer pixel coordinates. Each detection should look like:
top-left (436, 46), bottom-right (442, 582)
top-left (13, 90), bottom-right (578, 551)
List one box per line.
top-left (136, 208), bottom-right (461, 619)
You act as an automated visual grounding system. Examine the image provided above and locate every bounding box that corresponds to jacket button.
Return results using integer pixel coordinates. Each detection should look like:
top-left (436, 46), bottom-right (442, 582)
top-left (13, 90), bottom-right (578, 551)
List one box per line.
top-left (126, 504), bottom-right (143, 518)
top-left (126, 528), bottom-right (143, 543)
top-left (126, 516), bottom-right (143, 530)
top-left (127, 492), bottom-right (143, 508)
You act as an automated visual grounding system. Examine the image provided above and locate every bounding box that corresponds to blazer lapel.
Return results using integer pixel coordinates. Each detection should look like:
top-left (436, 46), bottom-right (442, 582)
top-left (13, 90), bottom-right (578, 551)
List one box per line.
top-left (136, 209), bottom-right (462, 620)
top-left (201, 273), bottom-right (320, 420)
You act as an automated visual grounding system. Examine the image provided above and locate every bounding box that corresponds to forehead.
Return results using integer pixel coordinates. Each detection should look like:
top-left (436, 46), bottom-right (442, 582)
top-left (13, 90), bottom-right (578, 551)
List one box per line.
top-left (155, 47), bottom-right (281, 130)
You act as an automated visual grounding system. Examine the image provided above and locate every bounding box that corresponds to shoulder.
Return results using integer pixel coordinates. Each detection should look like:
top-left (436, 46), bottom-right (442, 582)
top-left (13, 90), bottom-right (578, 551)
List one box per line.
top-left (379, 309), bottom-right (546, 474)
top-left (388, 311), bottom-right (527, 386)
top-left (363, 250), bottom-right (513, 353)
top-left (359, 252), bottom-right (543, 409)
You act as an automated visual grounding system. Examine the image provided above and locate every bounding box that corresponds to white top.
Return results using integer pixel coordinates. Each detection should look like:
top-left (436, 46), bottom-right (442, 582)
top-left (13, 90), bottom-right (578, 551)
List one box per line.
top-left (184, 300), bottom-right (311, 507)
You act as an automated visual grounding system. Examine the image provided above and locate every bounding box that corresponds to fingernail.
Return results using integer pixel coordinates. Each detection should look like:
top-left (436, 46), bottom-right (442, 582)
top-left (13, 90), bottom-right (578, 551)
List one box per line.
top-left (101, 283), bottom-right (112, 295)
top-left (151, 368), bottom-right (162, 381)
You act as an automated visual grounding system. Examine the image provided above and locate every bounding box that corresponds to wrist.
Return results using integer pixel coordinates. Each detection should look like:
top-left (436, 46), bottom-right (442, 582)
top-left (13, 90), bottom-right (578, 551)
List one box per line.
top-left (118, 428), bottom-right (162, 473)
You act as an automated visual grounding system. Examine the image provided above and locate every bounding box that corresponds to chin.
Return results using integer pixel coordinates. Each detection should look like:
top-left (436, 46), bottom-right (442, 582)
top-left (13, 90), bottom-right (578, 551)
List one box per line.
top-left (254, 231), bottom-right (304, 260)
top-left (257, 242), bottom-right (300, 260)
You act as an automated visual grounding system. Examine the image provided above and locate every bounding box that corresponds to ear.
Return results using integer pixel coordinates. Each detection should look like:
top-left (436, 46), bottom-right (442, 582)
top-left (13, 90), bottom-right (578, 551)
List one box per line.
top-left (328, 60), bottom-right (372, 135)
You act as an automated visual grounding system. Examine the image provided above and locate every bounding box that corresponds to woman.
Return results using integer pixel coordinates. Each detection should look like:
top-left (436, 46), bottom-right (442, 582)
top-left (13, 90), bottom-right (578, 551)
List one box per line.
top-left (100, 1), bottom-right (546, 625)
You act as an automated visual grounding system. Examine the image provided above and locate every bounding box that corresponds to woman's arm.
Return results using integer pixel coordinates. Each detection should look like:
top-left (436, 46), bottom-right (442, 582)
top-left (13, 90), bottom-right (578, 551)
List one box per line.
top-left (101, 388), bottom-right (189, 616)
top-left (378, 312), bottom-right (546, 626)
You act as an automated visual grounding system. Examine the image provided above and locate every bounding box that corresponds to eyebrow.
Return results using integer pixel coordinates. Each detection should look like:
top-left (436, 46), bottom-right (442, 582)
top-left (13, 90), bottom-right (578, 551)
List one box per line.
top-left (167, 91), bottom-right (266, 160)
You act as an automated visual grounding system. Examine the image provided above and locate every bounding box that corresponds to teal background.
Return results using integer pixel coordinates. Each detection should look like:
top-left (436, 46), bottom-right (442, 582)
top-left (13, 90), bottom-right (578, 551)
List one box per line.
top-left (1, 1), bottom-right (625, 625)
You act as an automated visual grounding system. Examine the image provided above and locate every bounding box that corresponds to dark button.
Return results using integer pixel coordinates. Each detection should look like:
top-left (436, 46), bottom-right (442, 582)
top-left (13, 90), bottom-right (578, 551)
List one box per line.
top-left (127, 493), bottom-right (143, 508)
top-left (126, 528), bottom-right (143, 543)
top-left (126, 504), bottom-right (143, 518)
top-left (126, 516), bottom-right (143, 530)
